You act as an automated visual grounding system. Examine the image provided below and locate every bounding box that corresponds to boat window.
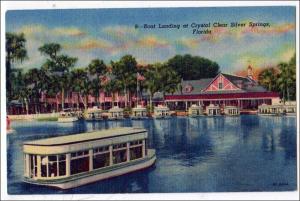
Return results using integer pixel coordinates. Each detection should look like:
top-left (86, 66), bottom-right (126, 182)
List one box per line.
top-left (48, 155), bottom-right (58, 177)
top-left (113, 143), bottom-right (127, 149)
top-left (130, 146), bottom-right (143, 160)
top-left (130, 140), bottom-right (143, 146)
top-left (29, 154), bottom-right (37, 178)
top-left (113, 150), bottom-right (127, 164)
top-left (93, 146), bottom-right (109, 154)
top-left (93, 152), bottom-right (110, 169)
top-left (71, 156), bottom-right (89, 175)
top-left (71, 150), bottom-right (89, 158)
top-left (58, 154), bottom-right (66, 176)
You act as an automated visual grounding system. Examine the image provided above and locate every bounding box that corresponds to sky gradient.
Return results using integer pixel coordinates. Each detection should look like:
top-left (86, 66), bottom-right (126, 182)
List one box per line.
top-left (6, 6), bottom-right (296, 75)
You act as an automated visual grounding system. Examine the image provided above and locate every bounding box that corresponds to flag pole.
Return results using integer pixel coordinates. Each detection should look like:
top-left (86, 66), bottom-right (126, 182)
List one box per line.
top-left (136, 72), bottom-right (139, 107)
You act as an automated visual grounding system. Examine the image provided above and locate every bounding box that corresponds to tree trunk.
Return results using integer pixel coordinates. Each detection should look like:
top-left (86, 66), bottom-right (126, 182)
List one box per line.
top-left (84, 95), bottom-right (88, 110)
top-left (24, 98), bottom-right (29, 115)
top-left (124, 86), bottom-right (127, 107)
top-left (286, 86), bottom-right (290, 103)
top-left (77, 93), bottom-right (80, 110)
top-left (61, 88), bottom-right (65, 110)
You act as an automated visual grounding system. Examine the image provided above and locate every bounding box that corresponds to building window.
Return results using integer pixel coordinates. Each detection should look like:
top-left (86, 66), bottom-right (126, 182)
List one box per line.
top-left (105, 92), bottom-right (111, 97)
top-left (218, 82), bottom-right (223, 89)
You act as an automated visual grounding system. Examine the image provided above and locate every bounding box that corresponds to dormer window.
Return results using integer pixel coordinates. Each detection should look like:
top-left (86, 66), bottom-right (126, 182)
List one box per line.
top-left (218, 82), bottom-right (223, 89)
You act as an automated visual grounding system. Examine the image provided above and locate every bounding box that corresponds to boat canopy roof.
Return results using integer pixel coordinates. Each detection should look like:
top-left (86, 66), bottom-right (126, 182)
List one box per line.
top-left (86, 107), bottom-right (103, 113)
top-left (109, 106), bottom-right (124, 112)
top-left (24, 127), bottom-right (146, 146)
top-left (132, 105), bottom-right (147, 111)
top-left (189, 104), bottom-right (202, 109)
top-left (154, 105), bottom-right (169, 111)
top-left (206, 104), bottom-right (220, 109)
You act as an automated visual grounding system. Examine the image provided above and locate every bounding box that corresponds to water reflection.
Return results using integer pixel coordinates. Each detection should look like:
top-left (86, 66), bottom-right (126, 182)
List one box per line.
top-left (7, 115), bottom-right (297, 194)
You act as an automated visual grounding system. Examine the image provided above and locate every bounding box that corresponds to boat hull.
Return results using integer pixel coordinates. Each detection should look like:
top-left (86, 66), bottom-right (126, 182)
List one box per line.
top-left (24, 150), bottom-right (156, 189)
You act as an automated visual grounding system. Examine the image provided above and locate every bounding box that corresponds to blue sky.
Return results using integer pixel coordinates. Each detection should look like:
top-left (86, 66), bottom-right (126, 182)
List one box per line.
top-left (6, 6), bottom-right (296, 74)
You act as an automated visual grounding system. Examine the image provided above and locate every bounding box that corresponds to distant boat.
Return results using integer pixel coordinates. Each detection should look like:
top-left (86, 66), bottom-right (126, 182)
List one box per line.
top-left (131, 105), bottom-right (148, 119)
top-left (84, 106), bottom-right (104, 121)
top-left (206, 104), bottom-right (221, 116)
top-left (57, 109), bottom-right (78, 123)
top-left (23, 127), bottom-right (156, 189)
top-left (224, 105), bottom-right (240, 116)
top-left (108, 106), bottom-right (124, 120)
top-left (153, 105), bottom-right (171, 119)
top-left (188, 104), bottom-right (204, 117)
top-left (258, 104), bottom-right (284, 116)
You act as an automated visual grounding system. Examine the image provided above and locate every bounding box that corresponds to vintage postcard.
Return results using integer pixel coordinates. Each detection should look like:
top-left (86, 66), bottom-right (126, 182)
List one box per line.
top-left (1, 1), bottom-right (299, 200)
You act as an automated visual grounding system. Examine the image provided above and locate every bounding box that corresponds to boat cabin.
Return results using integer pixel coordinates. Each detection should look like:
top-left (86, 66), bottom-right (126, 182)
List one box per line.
top-left (206, 104), bottom-right (221, 116)
top-left (58, 109), bottom-right (78, 122)
top-left (188, 104), bottom-right (203, 117)
top-left (84, 107), bottom-right (103, 120)
top-left (153, 105), bottom-right (170, 118)
top-left (23, 127), bottom-right (156, 189)
top-left (224, 105), bottom-right (240, 116)
top-left (258, 104), bottom-right (284, 115)
top-left (131, 105), bottom-right (147, 119)
top-left (108, 106), bottom-right (124, 120)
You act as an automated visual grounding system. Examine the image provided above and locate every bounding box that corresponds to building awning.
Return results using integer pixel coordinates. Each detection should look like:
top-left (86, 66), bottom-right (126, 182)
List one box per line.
top-left (165, 92), bottom-right (279, 101)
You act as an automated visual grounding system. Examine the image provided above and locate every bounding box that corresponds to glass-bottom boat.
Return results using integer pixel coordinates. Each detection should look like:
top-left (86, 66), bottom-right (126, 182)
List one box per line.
top-left (23, 127), bottom-right (156, 189)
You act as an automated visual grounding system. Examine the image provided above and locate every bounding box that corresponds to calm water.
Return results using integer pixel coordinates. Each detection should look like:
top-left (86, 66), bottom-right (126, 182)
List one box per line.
top-left (7, 115), bottom-right (297, 194)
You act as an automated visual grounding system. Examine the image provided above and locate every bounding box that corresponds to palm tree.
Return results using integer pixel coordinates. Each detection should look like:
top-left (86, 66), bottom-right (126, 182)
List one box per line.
top-left (6, 32), bottom-right (28, 101)
top-left (111, 55), bottom-right (137, 107)
top-left (277, 62), bottom-right (294, 103)
top-left (88, 59), bottom-right (107, 108)
top-left (258, 68), bottom-right (277, 91)
top-left (144, 64), bottom-right (160, 110)
top-left (24, 68), bottom-right (42, 113)
top-left (71, 68), bottom-right (91, 110)
top-left (39, 43), bottom-right (77, 110)
top-left (103, 79), bottom-right (123, 107)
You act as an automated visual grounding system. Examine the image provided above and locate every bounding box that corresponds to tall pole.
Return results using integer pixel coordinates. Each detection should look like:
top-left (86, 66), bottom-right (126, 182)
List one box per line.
top-left (136, 73), bottom-right (139, 107)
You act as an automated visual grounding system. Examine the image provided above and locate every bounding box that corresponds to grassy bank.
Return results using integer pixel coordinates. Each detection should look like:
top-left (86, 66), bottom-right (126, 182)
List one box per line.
top-left (36, 117), bottom-right (58, 121)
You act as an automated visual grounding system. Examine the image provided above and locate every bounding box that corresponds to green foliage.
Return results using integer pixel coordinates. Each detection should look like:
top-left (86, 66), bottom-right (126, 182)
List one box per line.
top-left (6, 32), bottom-right (28, 102)
top-left (167, 54), bottom-right (220, 80)
top-left (258, 53), bottom-right (296, 101)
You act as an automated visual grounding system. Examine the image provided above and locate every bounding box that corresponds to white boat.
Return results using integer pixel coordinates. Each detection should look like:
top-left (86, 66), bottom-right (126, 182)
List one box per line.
top-left (153, 105), bottom-right (171, 119)
top-left (131, 105), bottom-right (148, 119)
top-left (84, 106), bottom-right (104, 121)
top-left (108, 106), bottom-right (124, 120)
top-left (224, 105), bottom-right (240, 116)
top-left (258, 104), bottom-right (284, 116)
top-left (206, 104), bottom-right (221, 116)
top-left (23, 127), bottom-right (156, 189)
top-left (57, 110), bottom-right (78, 123)
top-left (188, 104), bottom-right (203, 117)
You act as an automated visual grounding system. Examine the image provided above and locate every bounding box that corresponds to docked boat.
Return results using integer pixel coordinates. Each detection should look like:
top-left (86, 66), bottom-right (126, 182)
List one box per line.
top-left (57, 109), bottom-right (78, 123)
top-left (108, 106), bottom-right (124, 120)
top-left (284, 102), bottom-right (296, 116)
top-left (23, 127), bottom-right (156, 189)
top-left (206, 104), bottom-right (221, 116)
top-left (188, 104), bottom-right (203, 117)
top-left (131, 105), bottom-right (148, 119)
top-left (84, 106), bottom-right (104, 121)
top-left (224, 105), bottom-right (240, 116)
top-left (258, 104), bottom-right (284, 116)
top-left (153, 105), bottom-right (170, 119)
